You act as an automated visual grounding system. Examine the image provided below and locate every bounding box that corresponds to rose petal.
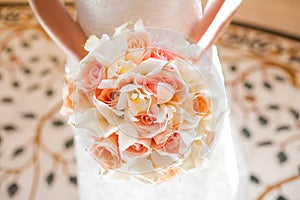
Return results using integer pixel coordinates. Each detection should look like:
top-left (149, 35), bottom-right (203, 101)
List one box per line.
top-left (119, 84), bottom-right (138, 92)
top-left (84, 35), bottom-right (102, 52)
top-left (134, 58), bottom-right (167, 75)
top-left (156, 82), bottom-right (175, 104)
top-left (119, 122), bottom-right (139, 138)
top-left (118, 131), bottom-right (137, 152)
top-left (98, 79), bottom-right (116, 89)
top-left (75, 108), bottom-right (118, 137)
top-left (93, 96), bottom-right (123, 124)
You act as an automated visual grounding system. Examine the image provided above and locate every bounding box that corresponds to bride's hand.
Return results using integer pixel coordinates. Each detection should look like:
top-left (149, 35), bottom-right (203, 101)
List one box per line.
top-left (29, 0), bottom-right (88, 61)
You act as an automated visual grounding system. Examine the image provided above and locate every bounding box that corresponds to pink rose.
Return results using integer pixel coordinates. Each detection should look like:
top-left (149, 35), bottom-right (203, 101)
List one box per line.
top-left (152, 129), bottom-right (181, 154)
top-left (90, 134), bottom-right (121, 170)
top-left (77, 59), bottom-right (104, 92)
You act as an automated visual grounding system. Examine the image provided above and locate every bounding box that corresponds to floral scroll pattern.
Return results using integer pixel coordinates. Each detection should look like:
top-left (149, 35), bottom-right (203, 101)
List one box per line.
top-left (0, 3), bottom-right (77, 200)
top-left (218, 25), bottom-right (300, 200)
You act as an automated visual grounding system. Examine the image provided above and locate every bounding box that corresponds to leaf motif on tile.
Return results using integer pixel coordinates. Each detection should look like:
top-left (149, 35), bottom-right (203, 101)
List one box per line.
top-left (52, 119), bottom-right (65, 127)
top-left (46, 172), bottom-right (55, 186)
top-left (257, 140), bottom-right (273, 146)
top-left (241, 127), bottom-right (251, 138)
top-left (244, 81), bottom-right (253, 90)
top-left (69, 176), bottom-right (77, 186)
top-left (268, 104), bottom-right (280, 110)
top-left (2, 97), bottom-right (13, 103)
top-left (7, 182), bottom-right (18, 197)
top-left (249, 174), bottom-right (260, 184)
top-left (263, 81), bottom-right (272, 89)
top-left (3, 124), bottom-right (17, 132)
top-left (13, 147), bottom-right (24, 158)
top-left (22, 112), bottom-right (36, 119)
top-left (276, 125), bottom-right (290, 132)
top-left (276, 195), bottom-right (287, 200)
top-left (45, 88), bottom-right (54, 97)
top-left (64, 138), bottom-right (74, 149)
top-left (258, 115), bottom-right (268, 126)
top-left (277, 151), bottom-right (288, 164)
top-left (289, 108), bottom-right (299, 120)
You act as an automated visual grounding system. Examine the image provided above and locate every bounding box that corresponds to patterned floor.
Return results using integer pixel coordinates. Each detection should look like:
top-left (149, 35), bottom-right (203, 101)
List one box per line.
top-left (0, 3), bottom-right (299, 200)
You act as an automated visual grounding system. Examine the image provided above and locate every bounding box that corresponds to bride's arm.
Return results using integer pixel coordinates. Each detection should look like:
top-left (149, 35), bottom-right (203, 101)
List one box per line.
top-left (29, 0), bottom-right (88, 61)
top-left (190, 0), bottom-right (243, 50)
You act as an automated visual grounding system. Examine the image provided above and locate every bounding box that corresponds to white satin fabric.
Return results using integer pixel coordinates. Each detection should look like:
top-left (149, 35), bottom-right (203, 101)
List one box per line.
top-left (74, 0), bottom-right (201, 37)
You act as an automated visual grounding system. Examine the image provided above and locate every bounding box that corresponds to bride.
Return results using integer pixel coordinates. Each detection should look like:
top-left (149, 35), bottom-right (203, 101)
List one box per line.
top-left (29, 0), bottom-right (244, 200)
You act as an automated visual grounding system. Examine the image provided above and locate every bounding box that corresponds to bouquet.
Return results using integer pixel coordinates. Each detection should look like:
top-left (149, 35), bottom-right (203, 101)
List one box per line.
top-left (61, 20), bottom-right (227, 184)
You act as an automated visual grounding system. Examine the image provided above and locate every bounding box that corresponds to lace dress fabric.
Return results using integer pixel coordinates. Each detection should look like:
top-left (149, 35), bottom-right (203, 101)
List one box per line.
top-left (71, 1), bottom-right (241, 199)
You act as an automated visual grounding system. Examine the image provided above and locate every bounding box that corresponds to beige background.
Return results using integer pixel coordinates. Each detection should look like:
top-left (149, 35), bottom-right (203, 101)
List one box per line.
top-left (1, 0), bottom-right (299, 36)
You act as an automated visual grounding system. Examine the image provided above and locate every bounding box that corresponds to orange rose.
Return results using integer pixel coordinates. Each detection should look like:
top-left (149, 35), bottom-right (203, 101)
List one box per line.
top-left (95, 88), bottom-right (119, 107)
top-left (152, 130), bottom-right (181, 154)
top-left (193, 94), bottom-right (210, 117)
top-left (78, 59), bottom-right (104, 92)
top-left (90, 134), bottom-right (121, 170)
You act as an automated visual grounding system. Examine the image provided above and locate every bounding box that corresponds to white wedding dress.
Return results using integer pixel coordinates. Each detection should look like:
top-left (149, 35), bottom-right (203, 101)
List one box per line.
top-left (71, 0), bottom-right (243, 199)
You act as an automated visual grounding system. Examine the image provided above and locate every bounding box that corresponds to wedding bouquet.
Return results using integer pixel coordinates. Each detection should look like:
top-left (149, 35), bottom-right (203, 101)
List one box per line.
top-left (61, 20), bottom-right (227, 184)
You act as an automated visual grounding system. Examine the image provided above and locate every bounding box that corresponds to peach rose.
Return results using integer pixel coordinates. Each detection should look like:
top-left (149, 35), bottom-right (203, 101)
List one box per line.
top-left (77, 59), bottom-right (104, 92)
top-left (95, 88), bottom-right (119, 107)
top-left (152, 129), bottom-right (181, 154)
top-left (127, 32), bottom-right (150, 49)
top-left (90, 134), bottom-right (121, 170)
top-left (124, 139), bottom-right (152, 157)
top-left (140, 74), bottom-right (186, 104)
top-left (125, 32), bottom-right (151, 64)
top-left (60, 79), bottom-right (75, 116)
top-left (145, 48), bottom-right (178, 61)
top-left (159, 167), bottom-right (181, 182)
top-left (193, 94), bottom-right (210, 117)
top-left (135, 112), bottom-right (165, 136)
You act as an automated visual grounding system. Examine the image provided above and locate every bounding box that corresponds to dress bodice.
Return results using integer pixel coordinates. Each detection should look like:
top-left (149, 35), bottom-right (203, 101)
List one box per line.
top-left (74, 0), bottom-right (202, 37)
